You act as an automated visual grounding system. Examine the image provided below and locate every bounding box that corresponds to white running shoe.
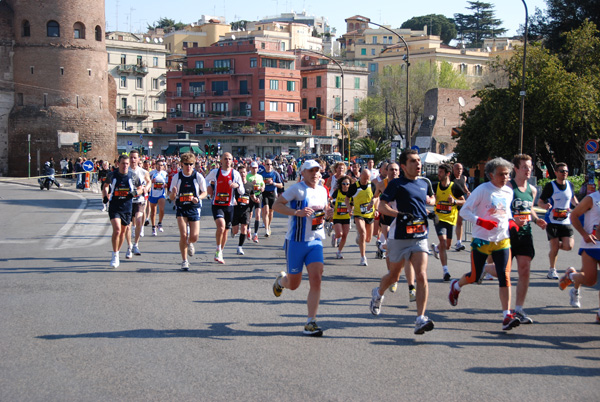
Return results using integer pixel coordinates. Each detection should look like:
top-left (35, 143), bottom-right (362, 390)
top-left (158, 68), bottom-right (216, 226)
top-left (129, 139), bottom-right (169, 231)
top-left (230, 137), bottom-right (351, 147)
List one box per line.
top-left (158, 223), bottom-right (164, 232)
top-left (570, 287), bottom-right (581, 308)
top-left (215, 250), bottom-right (225, 264)
top-left (370, 287), bottom-right (384, 315)
top-left (430, 244), bottom-right (439, 259)
top-left (180, 260), bottom-right (189, 271)
top-left (188, 243), bottom-right (195, 257)
top-left (125, 247), bottom-right (133, 259)
top-left (132, 244), bottom-right (141, 255)
top-left (110, 254), bottom-right (119, 268)
top-left (152, 227), bottom-right (157, 236)
top-left (547, 268), bottom-right (559, 279)
top-left (140, 227), bottom-right (144, 237)
top-left (237, 246), bottom-right (244, 255)
top-left (359, 256), bottom-right (368, 266)
top-left (336, 250), bottom-right (343, 259)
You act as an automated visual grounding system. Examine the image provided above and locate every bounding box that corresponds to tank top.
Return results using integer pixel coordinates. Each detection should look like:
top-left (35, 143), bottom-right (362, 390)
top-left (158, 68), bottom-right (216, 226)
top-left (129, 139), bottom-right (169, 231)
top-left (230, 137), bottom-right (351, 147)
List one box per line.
top-left (352, 182), bottom-right (375, 219)
top-left (332, 189), bottom-right (350, 220)
top-left (580, 191), bottom-right (600, 250)
top-left (545, 181), bottom-right (573, 225)
top-left (435, 181), bottom-right (459, 225)
top-left (149, 170), bottom-right (168, 198)
top-left (214, 169), bottom-right (234, 206)
top-left (176, 171), bottom-right (200, 209)
top-left (510, 179), bottom-right (534, 235)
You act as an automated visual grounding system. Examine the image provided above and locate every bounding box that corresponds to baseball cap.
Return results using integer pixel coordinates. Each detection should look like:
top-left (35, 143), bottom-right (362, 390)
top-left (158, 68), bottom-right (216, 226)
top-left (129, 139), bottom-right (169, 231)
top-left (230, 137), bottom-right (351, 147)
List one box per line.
top-left (250, 161), bottom-right (258, 168)
top-left (301, 159), bottom-right (320, 172)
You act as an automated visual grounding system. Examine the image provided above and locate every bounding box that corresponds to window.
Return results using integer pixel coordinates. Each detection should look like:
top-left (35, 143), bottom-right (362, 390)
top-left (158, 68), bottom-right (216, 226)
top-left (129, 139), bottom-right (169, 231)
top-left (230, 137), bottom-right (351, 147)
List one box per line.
top-left (214, 59), bottom-right (231, 73)
top-left (211, 81), bottom-right (228, 95)
top-left (22, 20), bottom-right (30, 37)
top-left (372, 36), bottom-right (377, 44)
top-left (120, 54), bottom-right (126, 65)
top-left (279, 60), bottom-right (293, 69)
top-left (286, 103), bottom-right (295, 112)
top-left (137, 56), bottom-right (143, 66)
top-left (334, 97), bottom-right (341, 112)
top-left (189, 81), bottom-right (205, 94)
top-left (60, 67), bottom-right (64, 76)
top-left (176, 124), bottom-right (184, 132)
top-left (316, 119), bottom-right (321, 130)
top-left (212, 102), bottom-right (228, 112)
top-left (302, 77), bottom-right (307, 89)
top-left (189, 103), bottom-right (205, 116)
top-left (371, 49), bottom-right (376, 56)
top-left (122, 121), bottom-right (127, 130)
top-left (460, 64), bottom-right (468, 75)
top-left (137, 121), bottom-right (143, 131)
top-left (153, 99), bottom-right (159, 111)
top-left (47, 20), bottom-right (60, 37)
top-left (369, 63), bottom-right (377, 72)
top-left (182, 42), bottom-right (188, 49)
top-left (73, 22), bottom-right (85, 39)
top-left (121, 98), bottom-right (127, 109)
top-left (136, 77), bottom-right (143, 89)
top-left (269, 80), bottom-right (279, 90)
top-left (360, 48), bottom-right (366, 56)
top-left (286, 81), bottom-right (295, 91)
top-left (316, 76), bottom-right (322, 88)
top-left (193, 42), bottom-right (198, 48)
top-left (259, 101), bottom-right (265, 111)
top-left (316, 96), bottom-right (321, 111)
top-left (302, 98), bottom-right (307, 110)
top-left (354, 98), bottom-right (360, 112)
top-left (269, 101), bottom-right (278, 111)
top-left (153, 57), bottom-right (158, 67)
top-left (259, 79), bottom-right (265, 90)
top-left (250, 58), bottom-right (257, 68)
top-left (354, 77), bottom-right (360, 89)
top-left (475, 65), bottom-right (483, 76)
top-left (152, 78), bottom-right (159, 90)
top-left (261, 58), bottom-right (278, 68)
top-left (280, 42), bottom-right (286, 51)
top-left (120, 76), bottom-right (127, 88)
top-left (195, 60), bottom-right (204, 69)
top-left (176, 83), bottom-right (182, 96)
top-left (196, 124), bottom-right (204, 134)
top-left (335, 76), bottom-right (341, 88)
top-left (334, 121), bottom-right (340, 130)
top-left (95, 26), bottom-right (102, 41)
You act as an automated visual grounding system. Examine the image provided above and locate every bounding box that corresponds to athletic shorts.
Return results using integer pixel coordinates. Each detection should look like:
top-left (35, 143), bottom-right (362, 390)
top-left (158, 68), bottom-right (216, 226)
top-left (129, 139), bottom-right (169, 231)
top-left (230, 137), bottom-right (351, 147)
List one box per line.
top-left (284, 239), bottom-right (324, 275)
top-left (510, 231), bottom-right (535, 259)
top-left (546, 222), bottom-right (574, 240)
top-left (233, 204), bottom-right (251, 226)
top-left (212, 205), bottom-right (234, 229)
top-left (132, 202), bottom-right (144, 215)
top-left (109, 210), bottom-right (132, 226)
top-left (380, 214), bottom-right (395, 226)
top-left (261, 191), bottom-right (276, 208)
top-left (176, 207), bottom-right (200, 222)
top-left (333, 218), bottom-right (351, 225)
top-left (355, 216), bottom-right (374, 225)
top-left (249, 200), bottom-right (261, 212)
top-left (387, 238), bottom-right (429, 263)
top-left (434, 221), bottom-right (455, 239)
top-left (578, 248), bottom-right (600, 260)
top-left (148, 194), bottom-right (165, 204)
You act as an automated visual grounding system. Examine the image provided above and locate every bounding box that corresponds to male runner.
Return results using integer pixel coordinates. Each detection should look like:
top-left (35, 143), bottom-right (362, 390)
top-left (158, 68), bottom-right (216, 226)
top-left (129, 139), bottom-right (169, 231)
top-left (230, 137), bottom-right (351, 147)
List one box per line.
top-left (126, 150), bottom-right (150, 257)
top-left (246, 161), bottom-right (265, 243)
top-left (370, 149), bottom-right (436, 335)
top-left (232, 164), bottom-right (253, 255)
top-left (538, 163), bottom-right (579, 279)
top-left (261, 159), bottom-right (284, 237)
top-left (451, 163), bottom-right (471, 251)
top-left (148, 159), bottom-right (168, 236)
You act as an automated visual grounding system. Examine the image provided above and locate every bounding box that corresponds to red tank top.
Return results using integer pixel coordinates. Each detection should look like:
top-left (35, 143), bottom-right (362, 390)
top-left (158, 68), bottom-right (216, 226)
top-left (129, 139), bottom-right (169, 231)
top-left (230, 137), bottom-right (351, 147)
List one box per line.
top-left (214, 169), bottom-right (234, 206)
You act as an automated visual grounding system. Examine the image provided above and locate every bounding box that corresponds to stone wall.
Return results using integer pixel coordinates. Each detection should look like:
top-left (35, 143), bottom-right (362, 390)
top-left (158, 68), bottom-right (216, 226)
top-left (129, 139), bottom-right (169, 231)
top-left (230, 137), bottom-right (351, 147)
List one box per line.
top-left (0, 1), bottom-right (15, 175)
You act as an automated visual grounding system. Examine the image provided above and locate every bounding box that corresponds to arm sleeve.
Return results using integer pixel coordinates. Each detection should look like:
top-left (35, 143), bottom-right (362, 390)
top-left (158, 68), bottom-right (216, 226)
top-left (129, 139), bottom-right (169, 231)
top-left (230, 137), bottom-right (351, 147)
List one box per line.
top-left (196, 173), bottom-right (207, 192)
top-left (459, 186), bottom-right (482, 224)
top-left (539, 182), bottom-right (554, 202)
top-left (234, 171), bottom-right (245, 193)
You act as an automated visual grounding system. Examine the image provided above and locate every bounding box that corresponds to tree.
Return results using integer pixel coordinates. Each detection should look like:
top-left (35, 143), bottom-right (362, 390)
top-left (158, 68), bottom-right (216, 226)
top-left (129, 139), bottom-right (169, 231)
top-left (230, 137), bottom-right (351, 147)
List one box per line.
top-left (454, 23), bottom-right (600, 175)
top-left (230, 20), bottom-right (249, 31)
top-left (454, 1), bottom-right (507, 48)
top-left (401, 14), bottom-right (458, 45)
top-left (147, 17), bottom-right (186, 32)
top-left (351, 137), bottom-right (391, 164)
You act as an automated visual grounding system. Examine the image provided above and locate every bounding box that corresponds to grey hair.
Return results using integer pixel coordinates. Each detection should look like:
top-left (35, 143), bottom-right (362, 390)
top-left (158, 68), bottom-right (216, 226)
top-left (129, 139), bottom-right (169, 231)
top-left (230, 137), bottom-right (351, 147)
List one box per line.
top-left (485, 157), bottom-right (513, 180)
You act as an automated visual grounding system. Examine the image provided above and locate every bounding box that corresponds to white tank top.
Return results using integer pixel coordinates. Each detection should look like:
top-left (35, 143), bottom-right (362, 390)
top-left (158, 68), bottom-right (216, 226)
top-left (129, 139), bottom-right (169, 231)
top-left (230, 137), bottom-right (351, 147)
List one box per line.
top-left (580, 191), bottom-right (600, 250)
top-left (546, 181), bottom-right (573, 225)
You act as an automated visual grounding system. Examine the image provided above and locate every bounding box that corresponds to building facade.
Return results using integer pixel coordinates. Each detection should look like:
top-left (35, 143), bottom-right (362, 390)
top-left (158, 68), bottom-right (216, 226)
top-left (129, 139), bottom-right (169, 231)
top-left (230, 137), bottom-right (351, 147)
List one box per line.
top-left (106, 32), bottom-right (168, 136)
top-left (3, 0), bottom-right (116, 177)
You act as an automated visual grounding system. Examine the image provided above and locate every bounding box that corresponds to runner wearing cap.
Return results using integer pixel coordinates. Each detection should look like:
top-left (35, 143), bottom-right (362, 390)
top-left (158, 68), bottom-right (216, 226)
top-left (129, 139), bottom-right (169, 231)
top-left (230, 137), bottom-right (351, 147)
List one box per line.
top-left (246, 161), bottom-right (265, 243)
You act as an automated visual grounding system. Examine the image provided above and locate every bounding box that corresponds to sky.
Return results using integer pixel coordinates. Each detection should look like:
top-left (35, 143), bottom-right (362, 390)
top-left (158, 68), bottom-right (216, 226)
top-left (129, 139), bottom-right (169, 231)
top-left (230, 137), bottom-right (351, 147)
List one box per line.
top-left (105, 0), bottom-right (548, 38)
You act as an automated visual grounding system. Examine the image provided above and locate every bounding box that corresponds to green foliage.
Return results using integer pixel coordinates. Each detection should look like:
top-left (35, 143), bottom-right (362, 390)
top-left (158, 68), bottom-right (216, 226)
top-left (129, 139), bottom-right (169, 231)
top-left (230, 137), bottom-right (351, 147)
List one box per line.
top-left (538, 175), bottom-right (586, 194)
top-left (351, 137), bottom-right (390, 164)
top-left (454, 1), bottom-right (507, 48)
top-left (148, 17), bottom-right (186, 32)
top-left (401, 14), bottom-right (457, 44)
top-left (231, 20), bottom-right (249, 31)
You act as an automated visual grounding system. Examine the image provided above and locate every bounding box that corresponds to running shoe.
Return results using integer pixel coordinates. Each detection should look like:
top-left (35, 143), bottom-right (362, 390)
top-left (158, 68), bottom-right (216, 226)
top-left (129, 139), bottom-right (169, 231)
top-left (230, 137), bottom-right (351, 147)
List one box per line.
top-left (273, 271), bottom-right (286, 297)
top-left (247, 231), bottom-right (251, 240)
top-left (559, 267), bottom-right (576, 290)
top-left (430, 243), bottom-right (439, 259)
top-left (265, 230), bottom-right (270, 238)
top-left (409, 288), bottom-right (416, 302)
top-left (359, 256), bottom-right (368, 266)
top-left (448, 279), bottom-right (460, 306)
top-left (335, 251), bottom-right (343, 259)
top-left (215, 250), bottom-right (225, 264)
top-left (144, 219), bottom-right (150, 226)
top-left (253, 234), bottom-right (259, 243)
top-left (158, 223), bottom-right (164, 232)
top-left (547, 268), bottom-right (559, 280)
top-left (483, 273), bottom-right (495, 281)
top-left (180, 260), bottom-right (189, 271)
top-left (125, 247), bottom-right (133, 259)
top-left (414, 316), bottom-right (435, 335)
top-left (110, 254), bottom-right (119, 269)
top-left (237, 246), bottom-right (244, 255)
top-left (389, 282), bottom-right (398, 293)
top-left (370, 287), bottom-right (384, 315)
top-left (443, 272), bottom-right (451, 282)
top-left (140, 227), bottom-right (144, 237)
top-left (152, 227), bottom-right (157, 237)
top-left (132, 244), bottom-right (141, 255)
top-left (188, 243), bottom-right (195, 257)
top-left (375, 248), bottom-right (383, 259)
top-left (514, 309), bottom-right (533, 324)
top-left (326, 222), bottom-right (333, 237)
top-left (454, 242), bottom-right (466, 251)
top-left (303, 320), bottom-right (324, 337)
top-left (570, 287), bottom-right (581, 308)
top-left (502, 313), bottom-right (521, 331)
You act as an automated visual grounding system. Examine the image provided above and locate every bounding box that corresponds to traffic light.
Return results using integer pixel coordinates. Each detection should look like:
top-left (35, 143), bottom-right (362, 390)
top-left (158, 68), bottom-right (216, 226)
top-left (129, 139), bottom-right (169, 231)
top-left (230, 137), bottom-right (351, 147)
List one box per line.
top-left (308, 107), bottom-right (318, 120)
top-left (210, 144), bottom-right (216, 156)
top-left (204, 144), bottom-right (209, 155)
top-left (82, 142), bottom-right (88, 153)
top-left (73, 142), bottom-right (81, 152)
top-left (83, 141), bottom-right (92, 153)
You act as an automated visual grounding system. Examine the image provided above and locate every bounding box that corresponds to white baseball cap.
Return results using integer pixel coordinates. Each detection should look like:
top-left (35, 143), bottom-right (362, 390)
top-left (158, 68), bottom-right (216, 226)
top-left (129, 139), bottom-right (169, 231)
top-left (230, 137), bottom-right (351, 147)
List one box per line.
top-left (301, 159), bottom-right (320, 172)
top-left (250, 161), bottom-right (258, 168)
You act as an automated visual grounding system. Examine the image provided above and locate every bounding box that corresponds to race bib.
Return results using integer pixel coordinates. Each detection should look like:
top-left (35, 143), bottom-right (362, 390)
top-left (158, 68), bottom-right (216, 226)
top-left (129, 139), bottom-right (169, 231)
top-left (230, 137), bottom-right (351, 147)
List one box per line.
top-left (514, 213), bottom-right (531, 222)
top-left (406, 219), bottom-right (426, 234)
top-left (435, 201), bottom-right (452, 214)
top-left (237, 195), bottom-right (250, 205)
top-left (153, 183), bottom-right (164, 190)
top-left (553, 208), bottom-right (569, 221)
top-left (359, 202), bottom-right (373, 215)
top-left (215, 192), bottom-right (231, 205)
top-left (114, 187), bottom-right (129, 198)
top-left (337, 202), bottom-right (348, 215)
top-left (311, 210), bottom-right (325, 231)
top-left (179, 192), bottom-right (194, 203)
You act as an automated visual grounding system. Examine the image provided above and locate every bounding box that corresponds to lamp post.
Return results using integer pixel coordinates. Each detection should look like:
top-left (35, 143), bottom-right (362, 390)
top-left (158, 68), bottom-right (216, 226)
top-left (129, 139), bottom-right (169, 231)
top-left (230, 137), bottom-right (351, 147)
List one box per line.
top-left (295, 48), bottom-right (345, 158)
top-left (357, 18), bottom-right (410, 147)
top-left (518, 0), bottom-right (528, 155)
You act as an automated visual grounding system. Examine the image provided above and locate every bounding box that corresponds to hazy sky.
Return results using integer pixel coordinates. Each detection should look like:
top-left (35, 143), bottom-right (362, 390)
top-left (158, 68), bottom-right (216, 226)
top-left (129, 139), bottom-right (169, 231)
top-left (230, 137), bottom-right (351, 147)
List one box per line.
top-left (105, 0), bottom-right (547, 38)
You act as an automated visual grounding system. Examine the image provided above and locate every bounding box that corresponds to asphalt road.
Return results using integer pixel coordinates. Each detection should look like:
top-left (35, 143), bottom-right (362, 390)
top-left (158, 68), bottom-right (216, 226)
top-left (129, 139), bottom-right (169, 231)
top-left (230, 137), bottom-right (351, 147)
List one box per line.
top-left (1, 180), bottom-right (599, 401)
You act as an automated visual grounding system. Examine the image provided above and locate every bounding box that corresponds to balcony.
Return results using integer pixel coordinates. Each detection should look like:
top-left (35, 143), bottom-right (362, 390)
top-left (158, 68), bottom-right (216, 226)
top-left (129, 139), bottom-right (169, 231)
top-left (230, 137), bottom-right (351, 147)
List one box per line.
top-left (168, 110), bottom-right (252, 120)
top-left (117, 64), bottom-right (148, 75)
top-left (166, 89), bottom-right (251, 98)
top-left (118, 107), bottom-right (149, 119)
top-left (182, 67), bottom-right (234, 76)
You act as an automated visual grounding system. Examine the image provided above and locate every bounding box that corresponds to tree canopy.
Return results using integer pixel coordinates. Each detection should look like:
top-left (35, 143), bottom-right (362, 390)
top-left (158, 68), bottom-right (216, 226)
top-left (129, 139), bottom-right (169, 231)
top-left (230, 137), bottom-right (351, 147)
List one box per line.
top-left (401, 14), bottom-right (458, 45)
top-left (454, 1), bottom-right (507, 48)
top-left (147, 17), bottom-right (186, 32)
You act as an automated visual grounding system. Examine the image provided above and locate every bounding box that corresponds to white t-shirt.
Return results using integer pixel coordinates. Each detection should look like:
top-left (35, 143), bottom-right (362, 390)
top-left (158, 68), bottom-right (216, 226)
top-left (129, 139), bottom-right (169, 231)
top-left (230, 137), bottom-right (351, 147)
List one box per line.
top-left (132, 166), bottom-right (148, 203)
top-left (282, 181), bottom-right (328, 242)
top-left (460, 181), bottom-right (513, 242)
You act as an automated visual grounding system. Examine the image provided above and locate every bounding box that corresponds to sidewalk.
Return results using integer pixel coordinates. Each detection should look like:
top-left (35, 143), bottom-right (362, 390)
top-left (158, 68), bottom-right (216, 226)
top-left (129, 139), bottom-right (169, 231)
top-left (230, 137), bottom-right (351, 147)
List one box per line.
top-left (0, 174), bottom-right (99, 193)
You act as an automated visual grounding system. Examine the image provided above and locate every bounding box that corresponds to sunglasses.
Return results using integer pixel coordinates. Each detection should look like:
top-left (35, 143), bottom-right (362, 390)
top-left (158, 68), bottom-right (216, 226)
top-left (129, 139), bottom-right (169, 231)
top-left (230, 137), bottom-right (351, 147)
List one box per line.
top-left (341, 182), bottom-right (350, 185)
top-left (265, 163), bottom-right (273, 165)
top-left (557, 170), bottom-right (568, 173)
top-left (183, 163), bottom-right (194, 166)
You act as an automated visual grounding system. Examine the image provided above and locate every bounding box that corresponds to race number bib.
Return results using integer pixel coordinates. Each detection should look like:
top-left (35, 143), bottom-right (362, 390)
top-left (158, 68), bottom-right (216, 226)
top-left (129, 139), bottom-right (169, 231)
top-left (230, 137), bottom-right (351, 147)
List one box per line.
top-left (215, 192), bottom-right (231, 205)
top-left (435, 201), bottom-right (452, 214)
top-left (336, 202), bottom-right (348, 215)
top-left (406, 219), bottom-right (426, 234)
top-left (311, 210), bottom-right (325, 231)
top-left (237, 195), bottom-right (250, 205)
top-left (552, 208), bottom-right (569, 221)
top-left (359, 202), bottom-right (373, 215)
top-left (179, 192), bottom-right (194, 203)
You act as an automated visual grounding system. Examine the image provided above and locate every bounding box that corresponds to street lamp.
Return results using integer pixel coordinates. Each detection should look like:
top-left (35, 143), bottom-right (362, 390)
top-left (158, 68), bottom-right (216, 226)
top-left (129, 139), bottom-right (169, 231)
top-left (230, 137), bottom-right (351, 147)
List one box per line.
top-left (518, 0), bottom-right (528, 155)
top-left (357, 18), bottom-right (410, 147)
top-left (295, 48), bottom-right (345, 158)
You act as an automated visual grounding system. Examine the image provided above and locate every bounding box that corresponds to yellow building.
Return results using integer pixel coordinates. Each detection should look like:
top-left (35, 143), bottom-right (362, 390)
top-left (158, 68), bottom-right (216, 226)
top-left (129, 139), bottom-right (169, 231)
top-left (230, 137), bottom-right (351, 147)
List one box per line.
top-left (223, 21), bottom-right (323, 53)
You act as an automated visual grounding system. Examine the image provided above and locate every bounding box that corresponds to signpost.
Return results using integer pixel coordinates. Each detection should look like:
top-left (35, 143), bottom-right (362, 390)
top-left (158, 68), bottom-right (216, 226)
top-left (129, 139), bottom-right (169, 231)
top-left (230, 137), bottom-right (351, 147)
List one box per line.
top-left (82, 160), bottom-right (94, 172)
top-left (584, 139), bottom-right (599, 196)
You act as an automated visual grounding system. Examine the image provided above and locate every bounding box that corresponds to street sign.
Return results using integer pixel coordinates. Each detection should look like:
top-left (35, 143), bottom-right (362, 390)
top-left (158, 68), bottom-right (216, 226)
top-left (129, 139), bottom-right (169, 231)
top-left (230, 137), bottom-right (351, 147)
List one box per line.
top-left (361, 154), bottom-right (374, 158)
top-left (585, 153), bottom-right (598, 161)
top-left (148, 141), bottom-right (153, 149)
top-left (127, 141), bottom-right (133, 146)
top-left (411, 145), bottom-right (420, 153)
top-left (82, 160), bottom-right (94, 172)
top-left (584, 139), bottom-right (599, 154)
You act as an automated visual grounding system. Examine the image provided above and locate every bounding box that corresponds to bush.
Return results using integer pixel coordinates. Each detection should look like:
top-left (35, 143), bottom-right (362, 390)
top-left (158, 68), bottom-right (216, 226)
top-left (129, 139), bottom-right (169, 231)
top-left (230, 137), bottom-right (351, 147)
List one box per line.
top-left (538, 174), bottom-right (586, 194)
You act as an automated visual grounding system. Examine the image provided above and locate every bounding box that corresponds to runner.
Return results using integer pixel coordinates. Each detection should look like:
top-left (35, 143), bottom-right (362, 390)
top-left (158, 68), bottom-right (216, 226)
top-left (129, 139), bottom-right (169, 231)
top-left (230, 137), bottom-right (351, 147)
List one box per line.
top-left (271, 159), bottom-right (332, 336)
top-left (370, 149), bottom-right (436, 335)
top-left (148, 159), bottom-right (168, 236)
top-left (538, 163), bottom-right (579, 279)
top-left (430, 163), bottom-right (466, 281)
top-left (451, 163), bottom-right (471, 251)
top-left (169, 152), bottom-right (207, 271)
top-left (448, 157), bottom-right (522, 331)
top-left (102, 154), bottom-right (142, 268)
top-left (205, 152), bottom-right (245, 264)
top-left (366, 159), bottom-right (379, 181)
top-left (260, 159), bottom-right (284, 237)
top-left (374, 162), bottom-right (400, 260)
top-left (232, 164), bottom-right (253, 255)
top-left (348, 161), bottom-right (361, 184)
top-left (561, 187), bottom-right (600, 320)
top-left (246, 161), bottom-right (265, 243)
top-left (126, 150), bottom-right (150, 258)
top-left (346, 169), bottom-right (378, 266)
top-left (329, 175), bottom-right (352, 259)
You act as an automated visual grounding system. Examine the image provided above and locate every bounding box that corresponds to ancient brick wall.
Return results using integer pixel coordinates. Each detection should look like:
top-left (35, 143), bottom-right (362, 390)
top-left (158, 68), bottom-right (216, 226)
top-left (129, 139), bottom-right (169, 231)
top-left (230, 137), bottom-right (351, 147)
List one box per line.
top-left (0, 2), bottom-right (15, 175)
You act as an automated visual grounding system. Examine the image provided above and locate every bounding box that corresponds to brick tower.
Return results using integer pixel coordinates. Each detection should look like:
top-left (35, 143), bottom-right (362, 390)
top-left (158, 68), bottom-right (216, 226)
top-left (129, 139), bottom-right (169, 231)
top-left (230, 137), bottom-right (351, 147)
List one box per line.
top-left (4, 0), bottom-right (116, 176)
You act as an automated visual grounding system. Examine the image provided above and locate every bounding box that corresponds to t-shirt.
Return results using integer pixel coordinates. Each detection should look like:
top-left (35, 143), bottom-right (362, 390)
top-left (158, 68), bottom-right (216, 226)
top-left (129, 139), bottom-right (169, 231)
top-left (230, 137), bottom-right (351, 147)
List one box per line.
top-left (246, 172), bottom-right (265, 197)
top-left (381, 177), bottom-right (429, 240)
top-left (460, 181), bottom-right (513, 242)
top-left (262, 170), bottom-right (282, 193)
top-left (282, 181), bottom-right (328, 242)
